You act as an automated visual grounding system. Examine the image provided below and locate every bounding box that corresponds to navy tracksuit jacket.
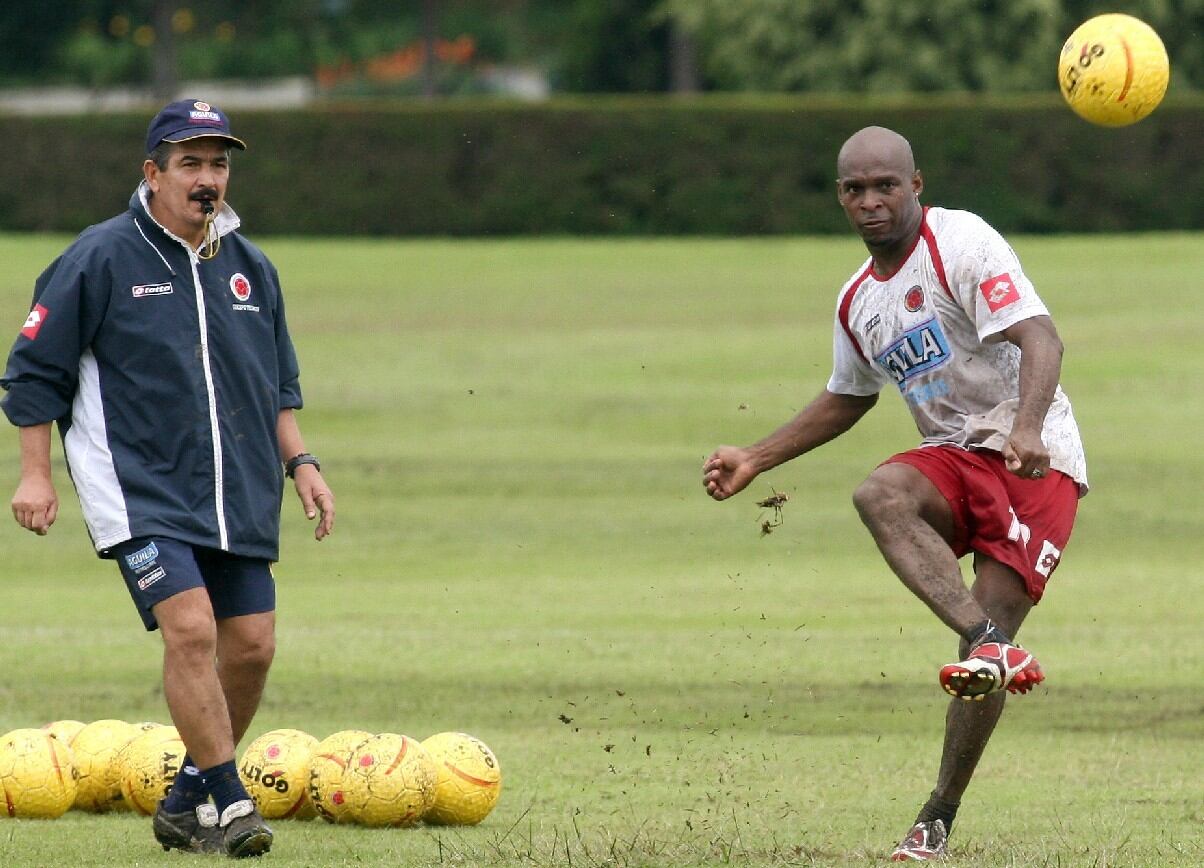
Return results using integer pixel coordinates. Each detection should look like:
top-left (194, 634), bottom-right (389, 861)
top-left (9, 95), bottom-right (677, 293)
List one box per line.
top-left (1, 184), bottom-right (302, 560)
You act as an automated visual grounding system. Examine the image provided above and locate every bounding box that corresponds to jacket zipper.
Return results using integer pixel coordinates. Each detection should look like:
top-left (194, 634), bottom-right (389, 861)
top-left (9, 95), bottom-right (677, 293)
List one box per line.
top-left (188, 251), bottom-right (229, 551)
top-left (136, 207), bottom-right (230, 551)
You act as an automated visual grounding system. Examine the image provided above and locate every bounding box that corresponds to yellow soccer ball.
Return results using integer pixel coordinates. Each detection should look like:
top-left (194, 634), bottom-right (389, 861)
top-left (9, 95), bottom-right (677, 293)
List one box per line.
top-left (238, 728), bottom-right (319, 820)
top-left (70, 719), bottom-right (137, 812)
top-left (40, 720), bottom-right (87, 747)
top-left (307, 729), bottom-right (373, 824)
top-left (421, 732), bottom-right (502, 825)
top-left (1058, 14), bottom-right (1169, 126)
top-left (0, 727), bottom-right (77, 819)
top-left (117, 725), bottom-right (185, 816)
top-left (342, 733), bottom-right (436, 827)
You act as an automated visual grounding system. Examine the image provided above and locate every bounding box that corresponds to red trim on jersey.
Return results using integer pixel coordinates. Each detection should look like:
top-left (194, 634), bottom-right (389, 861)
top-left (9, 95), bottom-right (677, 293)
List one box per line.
top-left (919, 209), bottom-right (953, 299)
top-left (868, 227), bottom-right (924, 282)
top-left (837, 265), bottom-right (873, 364)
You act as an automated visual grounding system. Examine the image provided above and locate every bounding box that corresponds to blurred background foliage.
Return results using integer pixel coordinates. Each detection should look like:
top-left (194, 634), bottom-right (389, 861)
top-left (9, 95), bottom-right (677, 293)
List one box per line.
top-left (1, 0), bottom-right (1202, 95)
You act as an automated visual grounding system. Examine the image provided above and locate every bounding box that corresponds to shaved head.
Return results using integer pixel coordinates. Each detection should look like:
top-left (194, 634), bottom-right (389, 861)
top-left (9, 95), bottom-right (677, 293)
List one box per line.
top-left (834, 126), bottom-right (924, 267)
top-left (837, 126), bottom-right (915, 178)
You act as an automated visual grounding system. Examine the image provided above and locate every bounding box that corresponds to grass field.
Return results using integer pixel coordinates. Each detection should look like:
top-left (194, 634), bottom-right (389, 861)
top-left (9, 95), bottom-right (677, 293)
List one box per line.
top-left (0, 232), bottom-right (1201, 867)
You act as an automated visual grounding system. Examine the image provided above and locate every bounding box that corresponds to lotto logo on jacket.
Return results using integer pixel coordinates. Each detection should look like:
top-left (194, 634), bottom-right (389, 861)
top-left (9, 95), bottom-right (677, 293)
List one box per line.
top-left (20, 304), bottom-right (48, 340)
top-left (874, 318), bottom-right (951, 386)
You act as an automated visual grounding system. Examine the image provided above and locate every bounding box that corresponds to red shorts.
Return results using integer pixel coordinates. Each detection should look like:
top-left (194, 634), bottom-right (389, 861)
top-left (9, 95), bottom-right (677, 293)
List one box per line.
top-left (884, 446), bottom-right (1079, 603)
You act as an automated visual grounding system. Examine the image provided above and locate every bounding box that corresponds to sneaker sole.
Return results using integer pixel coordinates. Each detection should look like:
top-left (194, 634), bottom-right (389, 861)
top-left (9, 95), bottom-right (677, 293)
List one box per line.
top-left (939, 665), bottom-right (997, 700)
top-left (228, 829), bottom-right (273, 859)
top-left (940, 663), bottom-right (1044, 700)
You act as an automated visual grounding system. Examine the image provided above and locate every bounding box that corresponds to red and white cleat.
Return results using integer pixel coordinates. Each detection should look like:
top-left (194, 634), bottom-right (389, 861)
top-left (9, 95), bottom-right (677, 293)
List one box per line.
top-left (939, 642), bottom-right (1044, 700)
top-left (890, 819), bottom-right (948, 861)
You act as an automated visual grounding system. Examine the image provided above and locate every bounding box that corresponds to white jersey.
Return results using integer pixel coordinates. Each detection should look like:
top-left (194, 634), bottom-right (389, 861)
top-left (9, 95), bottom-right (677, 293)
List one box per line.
top-left (827, 207), bottom-right (1088, 492)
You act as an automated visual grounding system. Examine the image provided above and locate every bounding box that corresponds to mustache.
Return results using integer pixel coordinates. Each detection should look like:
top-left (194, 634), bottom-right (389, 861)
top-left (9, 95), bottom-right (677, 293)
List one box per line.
top-left (190, 190), bottom-right (219, 202)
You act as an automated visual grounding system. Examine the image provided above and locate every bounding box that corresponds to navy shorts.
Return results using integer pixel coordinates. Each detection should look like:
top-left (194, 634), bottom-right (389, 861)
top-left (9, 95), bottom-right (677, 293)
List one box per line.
top-left (112, 537), bottom-right (276, 632)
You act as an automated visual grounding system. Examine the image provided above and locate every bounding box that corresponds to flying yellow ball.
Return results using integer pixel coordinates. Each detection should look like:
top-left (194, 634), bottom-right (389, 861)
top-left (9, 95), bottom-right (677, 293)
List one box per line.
top-left (1058, 14), bottom-right (1169, 127)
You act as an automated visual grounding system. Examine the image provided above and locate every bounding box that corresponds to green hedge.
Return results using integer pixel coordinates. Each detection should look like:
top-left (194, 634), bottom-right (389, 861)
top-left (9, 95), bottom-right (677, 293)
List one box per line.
top-left (4, 94), bottom-right (1204, 235)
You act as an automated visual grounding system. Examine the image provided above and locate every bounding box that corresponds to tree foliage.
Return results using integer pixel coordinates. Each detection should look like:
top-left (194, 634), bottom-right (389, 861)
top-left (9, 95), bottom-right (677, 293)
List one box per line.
top-left (1, 0), bottom-right (1202, 92)
top-left (662, 0), bottom-right (1204, 92)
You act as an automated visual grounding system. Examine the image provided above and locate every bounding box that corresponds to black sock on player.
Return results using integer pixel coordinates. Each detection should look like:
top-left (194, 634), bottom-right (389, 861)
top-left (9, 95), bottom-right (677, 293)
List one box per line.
top-left (200, 760), bottom-right (252, 818)
top-left (916, 790), bottom-right (960, 832)
top-left (162, 754), bottom-right (207, 814)
top-left (964, 619), bottom-right (1012, 649)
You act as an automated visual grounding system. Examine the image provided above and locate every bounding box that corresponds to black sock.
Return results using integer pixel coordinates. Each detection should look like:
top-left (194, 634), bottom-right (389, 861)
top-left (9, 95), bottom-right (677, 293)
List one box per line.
top-left (200, 759), bottom-right (251, 817)
top-left (964, 619), bottom-right (1012, 648)
top-left (916, 791), bottom-right (960, 831)
top-left (162, 754), bottom-right (207, 813)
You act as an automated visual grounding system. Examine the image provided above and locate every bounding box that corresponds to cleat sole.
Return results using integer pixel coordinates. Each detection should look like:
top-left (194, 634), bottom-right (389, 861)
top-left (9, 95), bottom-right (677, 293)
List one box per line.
top-left (229, 829), bottom-right (273, 859)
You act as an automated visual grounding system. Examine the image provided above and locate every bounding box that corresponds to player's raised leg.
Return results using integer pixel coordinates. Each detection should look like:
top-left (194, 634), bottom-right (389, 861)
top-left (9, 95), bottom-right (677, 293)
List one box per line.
top-left (851, 462), bottom-right (988, 636)
top-left (892, 555), bottom-right (1034, 861)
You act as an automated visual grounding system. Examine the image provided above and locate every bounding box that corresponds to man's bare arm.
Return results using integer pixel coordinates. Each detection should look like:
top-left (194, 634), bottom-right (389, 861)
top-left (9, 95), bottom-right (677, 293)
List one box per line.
top-left (12, 423), bottom-right (58, 535)
top-left (703, 390), bottom-right (879, 501)
top-left (999, 315), bottom-right (1063, 479)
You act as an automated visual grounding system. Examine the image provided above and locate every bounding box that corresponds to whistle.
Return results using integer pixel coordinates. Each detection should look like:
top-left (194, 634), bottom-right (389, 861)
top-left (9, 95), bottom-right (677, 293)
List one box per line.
top-left (198, 199), bottom-right (219, 260)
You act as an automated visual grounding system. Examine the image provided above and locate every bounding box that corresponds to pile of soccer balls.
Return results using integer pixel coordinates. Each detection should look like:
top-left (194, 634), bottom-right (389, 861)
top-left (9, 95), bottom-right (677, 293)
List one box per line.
top-left (243, 727), bottom-right (501, 827)
top-left (0, 720), bottom-right (501, 828)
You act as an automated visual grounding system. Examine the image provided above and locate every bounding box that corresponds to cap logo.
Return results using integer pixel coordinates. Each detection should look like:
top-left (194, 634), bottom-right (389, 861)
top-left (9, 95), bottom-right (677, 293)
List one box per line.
top-left (229, 273), bottom-right (251, 301)
top-left (148, 99), bottom-right (245, 151)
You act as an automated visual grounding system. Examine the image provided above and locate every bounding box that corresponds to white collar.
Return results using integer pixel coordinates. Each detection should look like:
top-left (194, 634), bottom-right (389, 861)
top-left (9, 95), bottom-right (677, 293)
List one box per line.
top-left (137, 180), bottom-right (242, 252)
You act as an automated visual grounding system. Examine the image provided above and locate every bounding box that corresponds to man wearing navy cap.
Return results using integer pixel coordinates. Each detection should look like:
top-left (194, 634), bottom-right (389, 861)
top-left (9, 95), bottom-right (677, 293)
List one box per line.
top-left (1, 99), bottom-right (335, 857)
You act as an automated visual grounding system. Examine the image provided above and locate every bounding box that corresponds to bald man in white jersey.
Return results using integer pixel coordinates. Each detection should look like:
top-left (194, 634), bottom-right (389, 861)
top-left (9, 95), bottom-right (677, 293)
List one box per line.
top-left (703, 126), bottom-right (1087, 861)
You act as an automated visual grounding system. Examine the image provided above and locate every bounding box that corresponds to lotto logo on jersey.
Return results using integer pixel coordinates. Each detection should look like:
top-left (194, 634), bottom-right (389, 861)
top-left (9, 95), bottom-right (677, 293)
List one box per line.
top-left (1034, 539), bottom-right (1063, 578)
top-left (20, 304), bottom-right (48, 340)
top-left (979, 272), bottom-right (1020, 312)
top-left (874, 317), bottom-right (951, 387)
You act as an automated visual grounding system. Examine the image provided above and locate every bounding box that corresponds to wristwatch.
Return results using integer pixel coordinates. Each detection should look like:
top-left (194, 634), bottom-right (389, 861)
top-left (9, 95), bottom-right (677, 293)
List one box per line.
top-left (284, 452), bottom-right (321, 478)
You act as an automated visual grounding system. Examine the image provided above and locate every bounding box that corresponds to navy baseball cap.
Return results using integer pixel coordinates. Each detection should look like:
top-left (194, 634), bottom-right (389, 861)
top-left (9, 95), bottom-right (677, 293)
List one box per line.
top-left (145, 98), bottom-right (247, 153)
